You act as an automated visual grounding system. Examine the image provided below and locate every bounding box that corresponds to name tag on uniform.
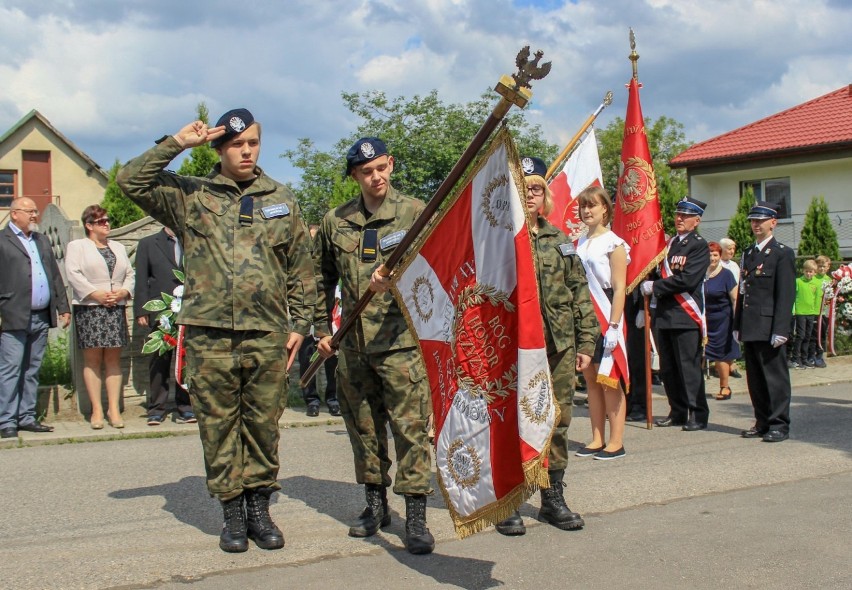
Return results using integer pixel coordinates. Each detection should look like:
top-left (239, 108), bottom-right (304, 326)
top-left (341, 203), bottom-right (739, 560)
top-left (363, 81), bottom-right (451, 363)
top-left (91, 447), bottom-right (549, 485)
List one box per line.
top-left (380, 230), bottom-right (406, 252)
top-left (260, 203), bottom-right (290, 219)
top-left (558, 243), bottom-right (576, 256)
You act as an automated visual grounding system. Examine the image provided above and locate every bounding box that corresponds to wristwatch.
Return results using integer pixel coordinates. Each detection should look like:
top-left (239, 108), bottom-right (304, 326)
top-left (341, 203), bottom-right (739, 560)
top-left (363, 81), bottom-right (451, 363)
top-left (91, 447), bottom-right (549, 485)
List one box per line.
top-left (608, 322), bottom-right (619, 329)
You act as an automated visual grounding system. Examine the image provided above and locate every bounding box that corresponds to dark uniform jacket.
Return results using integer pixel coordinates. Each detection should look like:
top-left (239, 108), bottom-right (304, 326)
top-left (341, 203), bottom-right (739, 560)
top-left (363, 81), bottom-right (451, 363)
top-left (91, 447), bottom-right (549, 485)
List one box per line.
top-left (133, 228), bottom-right (184, 322)
top-left (0, 225), bottom-right (69, 331)
top-left (116, 137), bottom-right (315, 334)
top-left (733, 237), bottom-right (796, 342)
top-left (652, 231), bottom-right (709, 330)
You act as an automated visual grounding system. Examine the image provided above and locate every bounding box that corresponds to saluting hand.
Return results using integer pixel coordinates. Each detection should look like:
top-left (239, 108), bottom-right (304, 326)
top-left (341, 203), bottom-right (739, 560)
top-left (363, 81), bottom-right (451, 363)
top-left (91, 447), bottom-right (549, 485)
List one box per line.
top-left (173, 120), bottom-right (227, 149)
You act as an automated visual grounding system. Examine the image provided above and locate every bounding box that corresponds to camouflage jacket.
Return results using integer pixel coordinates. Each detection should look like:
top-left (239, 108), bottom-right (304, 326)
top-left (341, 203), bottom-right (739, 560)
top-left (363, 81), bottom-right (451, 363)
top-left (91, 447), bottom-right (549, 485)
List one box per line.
top-left (116, 137), bottom-right (315, 334)
top-left (315, 186), bottom-right (423, 353)
top-left (533, 217), bottom-right (597, 357)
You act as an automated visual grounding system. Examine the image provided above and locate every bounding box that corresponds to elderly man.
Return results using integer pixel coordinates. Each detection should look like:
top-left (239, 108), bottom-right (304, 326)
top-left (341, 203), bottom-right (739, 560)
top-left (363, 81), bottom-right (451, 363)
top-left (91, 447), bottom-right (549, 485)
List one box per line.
top-left (0, 198), bottom-right (70, 438)
top-left (117, 108), bottom-right (315, 552)
top-left (734, 201), bottom-right (796, 442)
top-left (641, 196), bottom-right (710, 431)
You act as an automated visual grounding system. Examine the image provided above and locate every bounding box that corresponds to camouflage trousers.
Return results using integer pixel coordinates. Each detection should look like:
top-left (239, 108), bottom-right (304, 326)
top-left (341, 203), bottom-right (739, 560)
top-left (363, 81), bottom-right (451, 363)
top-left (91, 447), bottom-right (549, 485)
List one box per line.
top-left (337, 346), bottom-right (433, 495)
top-left (184, 327), bottom-right (288, 501)
top-left (548, 347), bottom-right (576, 471)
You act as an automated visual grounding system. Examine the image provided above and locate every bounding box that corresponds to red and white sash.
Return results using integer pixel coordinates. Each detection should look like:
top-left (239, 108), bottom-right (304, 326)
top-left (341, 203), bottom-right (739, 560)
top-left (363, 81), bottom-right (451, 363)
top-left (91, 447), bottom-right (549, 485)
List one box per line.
top-left (583, 259), bottom-right (629, 391)
top-left (662, 237), bottom-right (706, 338)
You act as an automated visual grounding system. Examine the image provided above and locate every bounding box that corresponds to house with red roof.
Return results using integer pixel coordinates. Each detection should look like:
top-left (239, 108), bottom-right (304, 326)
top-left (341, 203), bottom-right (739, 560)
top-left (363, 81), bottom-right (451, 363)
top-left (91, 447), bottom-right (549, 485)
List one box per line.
top-left (670, 84), bottom-right (852, 256)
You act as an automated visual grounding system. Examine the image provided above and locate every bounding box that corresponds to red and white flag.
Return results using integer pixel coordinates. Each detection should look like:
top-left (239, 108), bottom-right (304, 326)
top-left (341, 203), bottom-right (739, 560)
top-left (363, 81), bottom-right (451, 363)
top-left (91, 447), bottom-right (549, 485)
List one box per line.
top-left (394, 128), bottom-right (555, 538)
top-left (612, 78), bottom-right (666, 293)
top-left (546, 128), bottom-right (603, 242)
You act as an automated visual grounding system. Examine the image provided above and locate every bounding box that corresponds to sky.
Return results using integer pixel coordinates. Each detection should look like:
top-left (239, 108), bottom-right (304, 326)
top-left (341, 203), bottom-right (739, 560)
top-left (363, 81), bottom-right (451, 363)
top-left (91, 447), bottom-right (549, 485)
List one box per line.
top-left (2, 0), bottom-right (851, 185)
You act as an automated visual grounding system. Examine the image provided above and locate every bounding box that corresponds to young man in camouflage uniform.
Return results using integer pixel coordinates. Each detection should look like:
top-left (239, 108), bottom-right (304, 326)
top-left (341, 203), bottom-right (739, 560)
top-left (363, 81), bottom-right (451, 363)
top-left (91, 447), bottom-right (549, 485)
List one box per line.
top-left (315, 137), bottom-right (435, 555)
top-left (117, 109), bottom-right (315, 553)
top-left (496, 156), bottom-right (598, 536)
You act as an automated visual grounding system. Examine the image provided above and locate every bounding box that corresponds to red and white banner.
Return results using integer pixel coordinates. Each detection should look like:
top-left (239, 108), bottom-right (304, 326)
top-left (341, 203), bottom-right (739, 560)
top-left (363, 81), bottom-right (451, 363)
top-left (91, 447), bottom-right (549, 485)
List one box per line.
top-left (394, 128), bottom-right (555, 538)
top-left (612, 78), bottom-right (666, 293)
top-left (546, 129), bottom-right (603, 242)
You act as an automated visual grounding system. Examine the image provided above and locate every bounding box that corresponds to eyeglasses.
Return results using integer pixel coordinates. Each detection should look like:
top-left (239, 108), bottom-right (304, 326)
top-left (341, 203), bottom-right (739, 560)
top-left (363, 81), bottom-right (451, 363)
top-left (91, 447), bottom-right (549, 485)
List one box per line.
top-left (91, 218), bottom-right (110, 226)
top-left (12, 208), bottom-right (39, 216)
top-left (526, 185), bottom-right (545, 196)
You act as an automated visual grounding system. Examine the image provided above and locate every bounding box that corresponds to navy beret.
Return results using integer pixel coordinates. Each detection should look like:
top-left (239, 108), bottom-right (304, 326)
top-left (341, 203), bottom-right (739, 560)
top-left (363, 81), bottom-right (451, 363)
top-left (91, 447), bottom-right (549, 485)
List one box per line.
top-left (211, 108), bottom-right (254, 148)
top-left (747, 201), bottom-right (779, 220)
top-left (345, 137), bottom-right (388, 176)
top-left (675, 196), bottom-right (707, 216)
top-left (521, 156), bottom-right (547, 179)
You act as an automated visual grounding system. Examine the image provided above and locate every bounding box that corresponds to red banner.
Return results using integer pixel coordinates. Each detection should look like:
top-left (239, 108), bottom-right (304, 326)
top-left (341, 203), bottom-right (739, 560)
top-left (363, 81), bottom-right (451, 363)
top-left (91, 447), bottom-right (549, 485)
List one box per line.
top-left (546, 129), bottom-right (603, 242)
top-left (612, 78), bottom-right (666, 293)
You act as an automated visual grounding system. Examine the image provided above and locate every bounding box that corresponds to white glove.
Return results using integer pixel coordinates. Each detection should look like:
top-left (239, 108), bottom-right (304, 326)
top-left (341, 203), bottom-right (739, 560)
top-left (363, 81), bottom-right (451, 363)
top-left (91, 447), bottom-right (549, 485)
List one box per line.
top-left (635, 310), bottom-right (645, 329)
top-left (732, 330), bottom-right (740, 342)
top-left (603, 326), bottom-right (619, 352)
top-left (640, 280), bottom-right (654, 297)
top-left (771, 334), bottom-right (788, 348)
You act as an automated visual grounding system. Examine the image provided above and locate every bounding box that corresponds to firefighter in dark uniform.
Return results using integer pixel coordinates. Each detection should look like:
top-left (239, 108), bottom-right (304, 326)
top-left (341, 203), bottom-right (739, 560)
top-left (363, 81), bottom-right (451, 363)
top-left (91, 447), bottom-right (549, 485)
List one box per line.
top-left (641, 196), bottom-right (710, 431)
top-left (733, 201), bottom-right (796, 442)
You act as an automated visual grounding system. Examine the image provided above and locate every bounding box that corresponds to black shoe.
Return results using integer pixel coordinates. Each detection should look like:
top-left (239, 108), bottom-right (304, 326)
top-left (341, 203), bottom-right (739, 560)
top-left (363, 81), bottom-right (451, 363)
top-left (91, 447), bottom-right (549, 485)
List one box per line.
top-left (575, 444), bottom-right (604, 457)
top-left (219, 496), bottom-right (248, 553)
top-left (306, 404), bottom-right (320, 417)
top-left (651, 374), bottom-right (662, 385)
top-left (327, 401), bottom-right (341, 416)
top-left (404, 494), bottom-right (435, 554)
top-left (814, 358), bottom-right (827, 368)
top-left (654, 416), bottom-right (686, 427)
top-left (245, 489), bottom-right (284, 550)
top-left (147, 414), bottom-right (164, 426)
top-left (682, 421), bottom-right (707, 431)
top-left (741, 426), bottom-right (767, 438)
top-left (176, 410), bottom-right (197, 424)
top-left (594, 447), bottom-right (626, 460)
top-left (495, 511), bottom-right (526, 536)
top-left (730, 369), bottom-right (742, 378)
top-left (0, 427), bottom-right (17, 439)
top-left (349, 484), bottom-right (391, 538)
top-left (17, 422), bottom-right (53, 433)
top-left (762, 429), bottom-right (789, 443)
top-left (626, 410), bottom-right (646, 422)
top-left (539, 469), bottom-right (584, 530)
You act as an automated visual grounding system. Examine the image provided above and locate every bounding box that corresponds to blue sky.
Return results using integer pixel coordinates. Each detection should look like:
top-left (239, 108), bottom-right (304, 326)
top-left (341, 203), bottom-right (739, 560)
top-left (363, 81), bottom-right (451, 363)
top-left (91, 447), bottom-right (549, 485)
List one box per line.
top-left (1, 0), bottom-right (851, 185)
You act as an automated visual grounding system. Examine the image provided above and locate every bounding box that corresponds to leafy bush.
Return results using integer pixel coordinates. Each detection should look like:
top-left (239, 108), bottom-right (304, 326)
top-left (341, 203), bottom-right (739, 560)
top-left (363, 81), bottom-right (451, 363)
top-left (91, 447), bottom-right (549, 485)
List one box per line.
top-left (38, 330), bottom-right (72, 386)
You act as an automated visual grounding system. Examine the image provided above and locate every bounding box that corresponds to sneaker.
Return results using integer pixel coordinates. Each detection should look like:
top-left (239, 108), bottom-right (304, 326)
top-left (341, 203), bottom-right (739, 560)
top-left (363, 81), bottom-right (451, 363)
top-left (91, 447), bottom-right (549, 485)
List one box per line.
top-left (176, 411), bottom-right (197, 424)
top-left (814, 357), bottom-right (827, 368)
top-left (594, 447), bottom-right (626, 461)
top-left (787, 360), bottom-right (800, 369)
top-left (575, 444), bottom-right (604, 457)
top-left (147, 415), bottom-right (163, 426)
top-left (327, 401), bottom-right (341, 417)
top-left (804, 358), bottom-right (816, 368)
top-left (306, 404), bottom-right (320, 417)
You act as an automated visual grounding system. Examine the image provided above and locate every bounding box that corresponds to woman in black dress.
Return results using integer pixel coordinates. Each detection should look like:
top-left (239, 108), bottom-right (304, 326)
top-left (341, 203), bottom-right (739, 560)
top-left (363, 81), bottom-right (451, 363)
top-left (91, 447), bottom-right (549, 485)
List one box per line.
top-left (704, 242), bottom-right (740, 399)
top-left (66, 205), bottom-right (135, 428)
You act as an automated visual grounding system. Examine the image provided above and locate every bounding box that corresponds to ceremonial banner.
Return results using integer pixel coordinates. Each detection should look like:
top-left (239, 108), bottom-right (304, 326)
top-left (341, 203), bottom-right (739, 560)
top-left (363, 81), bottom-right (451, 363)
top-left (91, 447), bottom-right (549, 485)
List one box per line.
top-left (546, 128), bottom-right (603, 242)
top-left (394, 128), bottom-right (555, 538)
top-left (612, 78), bottom-right (666, 293)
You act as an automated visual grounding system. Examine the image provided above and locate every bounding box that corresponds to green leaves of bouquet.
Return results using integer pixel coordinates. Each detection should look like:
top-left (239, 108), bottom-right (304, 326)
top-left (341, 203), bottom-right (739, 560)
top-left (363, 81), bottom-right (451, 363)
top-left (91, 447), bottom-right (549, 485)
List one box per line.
top-left (141, 269), bottom-right (185, 355)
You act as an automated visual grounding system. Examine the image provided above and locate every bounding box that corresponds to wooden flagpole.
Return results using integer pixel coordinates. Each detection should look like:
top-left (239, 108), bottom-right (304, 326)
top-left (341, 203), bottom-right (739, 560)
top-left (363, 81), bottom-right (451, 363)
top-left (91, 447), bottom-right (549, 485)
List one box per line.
top-left (544, 90), bottom-right (613, 182)
top-left (300, 47), bottom-right (551, 388)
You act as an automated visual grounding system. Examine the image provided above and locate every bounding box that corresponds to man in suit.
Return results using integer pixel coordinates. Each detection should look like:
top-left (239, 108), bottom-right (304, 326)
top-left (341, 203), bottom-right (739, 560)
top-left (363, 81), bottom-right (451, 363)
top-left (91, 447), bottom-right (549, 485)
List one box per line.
top-left (0, 198), bottom-right (70, 438)
top-left (641, 196), bottom-right (710, 431)
top-left (134, 227), bottom-right (195, 426)
top-left (733, 201), bottom-right (796, 443)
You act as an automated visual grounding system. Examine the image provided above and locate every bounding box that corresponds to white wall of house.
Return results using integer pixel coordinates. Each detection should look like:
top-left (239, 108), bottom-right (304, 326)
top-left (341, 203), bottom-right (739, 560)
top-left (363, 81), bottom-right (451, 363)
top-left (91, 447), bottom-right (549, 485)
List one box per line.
top-left (685, 155), bottom-right (852, 256)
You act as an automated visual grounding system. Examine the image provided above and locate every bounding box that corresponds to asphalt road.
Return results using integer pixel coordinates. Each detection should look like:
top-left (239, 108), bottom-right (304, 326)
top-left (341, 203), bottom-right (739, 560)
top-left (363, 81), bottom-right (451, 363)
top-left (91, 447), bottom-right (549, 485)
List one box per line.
top-left (1, 382), bottom-right (850, 590)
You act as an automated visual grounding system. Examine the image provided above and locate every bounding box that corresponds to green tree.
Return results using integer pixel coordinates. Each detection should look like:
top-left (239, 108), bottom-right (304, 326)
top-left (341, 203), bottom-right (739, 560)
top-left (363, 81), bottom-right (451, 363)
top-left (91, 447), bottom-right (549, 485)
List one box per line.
top-left (283, 89), bottom-right (558, 224)
top-left (798, 195), bottom-right (840, 260)
top-left (597, 115), bottom-right (691, 236)
top-left (726, 184), bottom-right (756, 255)
top-left (101, 159), bottom-right (145, 228)
top-left (177, 102), bottom-right (218, 177)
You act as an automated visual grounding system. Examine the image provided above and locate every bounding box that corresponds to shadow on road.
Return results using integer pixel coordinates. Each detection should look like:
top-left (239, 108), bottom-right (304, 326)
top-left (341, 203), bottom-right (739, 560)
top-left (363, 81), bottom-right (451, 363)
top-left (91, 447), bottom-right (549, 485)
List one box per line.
top-left (109, 475), bottom-right (220, 535)
top-left (280, 475), bottom-right (503, 589)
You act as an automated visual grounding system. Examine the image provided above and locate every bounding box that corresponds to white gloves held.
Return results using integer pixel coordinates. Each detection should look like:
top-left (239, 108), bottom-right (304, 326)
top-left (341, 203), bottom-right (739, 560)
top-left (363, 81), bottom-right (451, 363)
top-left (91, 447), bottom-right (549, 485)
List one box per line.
top-left (603, 326), bottom-right (620, 352)
top-left (771, 334), bottom-right (788, 348)
top-left (635, 311), bottom-right (645, 329)
top-left (640, 280), bottom-right (655, 297)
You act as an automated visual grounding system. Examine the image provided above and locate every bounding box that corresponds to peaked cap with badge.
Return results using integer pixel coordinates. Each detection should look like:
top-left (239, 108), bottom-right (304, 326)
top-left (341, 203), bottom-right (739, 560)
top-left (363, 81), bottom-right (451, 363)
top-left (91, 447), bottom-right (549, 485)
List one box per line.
top-left (747, 200), bottom-right (779, 220)
top-left (210, 108), bottom-right (255, 148)
top-left (674, 196), bottom-right (707, 216)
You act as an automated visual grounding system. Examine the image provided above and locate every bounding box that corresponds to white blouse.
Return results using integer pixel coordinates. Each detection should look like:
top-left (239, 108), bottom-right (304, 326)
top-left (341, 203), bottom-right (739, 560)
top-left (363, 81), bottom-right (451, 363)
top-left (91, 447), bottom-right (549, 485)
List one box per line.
top-left (576, 230), bottom-right (631, 289)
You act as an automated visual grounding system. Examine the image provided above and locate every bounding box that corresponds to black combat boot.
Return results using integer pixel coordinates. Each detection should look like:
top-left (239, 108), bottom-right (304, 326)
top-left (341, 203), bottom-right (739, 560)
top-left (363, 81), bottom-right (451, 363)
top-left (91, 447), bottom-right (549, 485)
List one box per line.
top-left (245, 488), bottom-right (285, 550)
top-left (219, 495), bottom-right (248, 553)
top-left (404, 494), bottom-right (435, 555)
top-left (349, 483), bottom-right (391, 537)
top-left (495, 510), bottom-right (526, 536)
top-left (539, 469), bottom-right (584, 530)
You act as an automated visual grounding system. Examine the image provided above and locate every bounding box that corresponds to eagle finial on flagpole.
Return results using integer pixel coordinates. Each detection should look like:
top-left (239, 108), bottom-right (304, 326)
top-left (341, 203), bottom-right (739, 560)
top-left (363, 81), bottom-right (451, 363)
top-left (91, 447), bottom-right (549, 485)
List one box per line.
top-left (629, 27), bottom-right (640, 80)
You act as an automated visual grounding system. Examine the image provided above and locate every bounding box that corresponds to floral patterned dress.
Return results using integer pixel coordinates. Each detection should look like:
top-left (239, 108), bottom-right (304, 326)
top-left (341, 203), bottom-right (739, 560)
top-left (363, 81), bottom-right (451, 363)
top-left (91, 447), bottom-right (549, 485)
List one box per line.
top-left (73, 246), bottom-right (129, 349)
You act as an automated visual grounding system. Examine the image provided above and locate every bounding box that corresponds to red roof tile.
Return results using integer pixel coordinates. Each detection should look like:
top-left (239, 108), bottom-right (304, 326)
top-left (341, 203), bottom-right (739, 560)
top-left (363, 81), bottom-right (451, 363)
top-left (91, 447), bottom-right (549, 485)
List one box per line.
top-left (670, 84), bottom-right (852, 168)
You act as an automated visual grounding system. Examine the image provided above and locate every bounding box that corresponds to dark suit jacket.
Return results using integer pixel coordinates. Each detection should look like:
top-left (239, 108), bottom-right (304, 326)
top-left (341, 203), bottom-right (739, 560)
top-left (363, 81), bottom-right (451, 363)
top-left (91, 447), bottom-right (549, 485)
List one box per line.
top-left (133, 229), bottom-right (183, 321)
top-left (733, 236), bottom-right (796, 342)
top-left (0, 224), bottom-right (69, 330)
top-left (652, 231), bottom-right (710, 330)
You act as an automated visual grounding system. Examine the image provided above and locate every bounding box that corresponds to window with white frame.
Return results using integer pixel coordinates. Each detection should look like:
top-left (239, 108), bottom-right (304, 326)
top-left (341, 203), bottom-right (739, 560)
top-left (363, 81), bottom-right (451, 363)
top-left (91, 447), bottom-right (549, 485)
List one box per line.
top-left (740, 177), bottom-right (791, 219)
